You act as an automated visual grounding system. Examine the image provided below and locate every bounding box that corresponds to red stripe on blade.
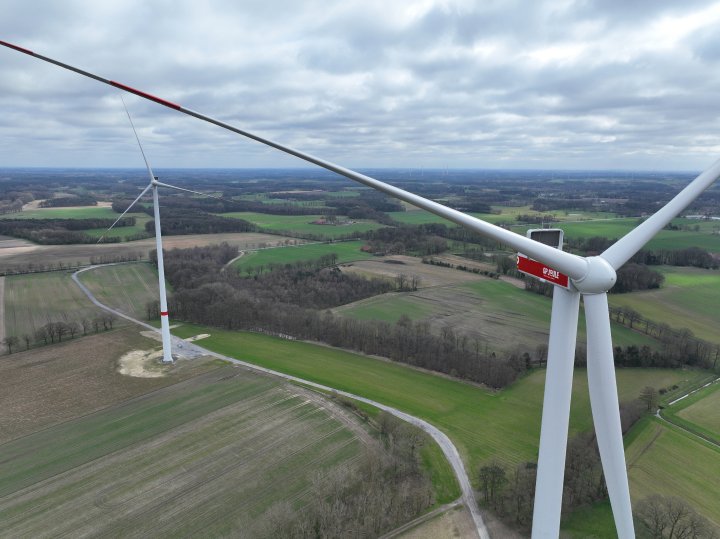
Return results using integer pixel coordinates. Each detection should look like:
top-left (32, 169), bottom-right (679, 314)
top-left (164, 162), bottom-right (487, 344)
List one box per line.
top-left (160, 311), bottom-right (169, 316)
top-left (110, 81), bottom-right (181, 110)
top-left (0, 40), bottom-right (34, 55)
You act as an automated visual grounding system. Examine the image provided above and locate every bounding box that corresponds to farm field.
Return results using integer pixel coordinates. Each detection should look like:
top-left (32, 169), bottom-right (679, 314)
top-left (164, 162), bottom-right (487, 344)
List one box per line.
top-left (609, 266), bottom-right (720, 344)
top-left (338, 261), bottom-right (658, 352)
top-left (341, 254), bottom-right (493, 287)
top-left (388, 207), bottom-right (617, 226)
top-left (0, 232), bottom-right (298, 273)
top-left (233, 240), bottom-right (374, 272)
top-left (0, 206), bottom-right (120, 220)
top-left (626, 418), bottom-right (720, 527)
top-left (78, 262), bottom-right (160, 321)
top-left (673, 381), bottom-right (720, 441)
top-left (0, 366), bottom-right (373, 537)
top-left (515, 217), bottom-right (720, 252)
top-left (165, 325), bottom-right (718, 535)
top-left (238, 192), bottom-right (330, 207)
top-left (82, 213), bottom-right (152, 240)
top-left (0, 326), bottom-right (219, 442)
top-left (220, 211), bottom-right (386, 237)
top-left (3, 271), bottom-right (111, 338)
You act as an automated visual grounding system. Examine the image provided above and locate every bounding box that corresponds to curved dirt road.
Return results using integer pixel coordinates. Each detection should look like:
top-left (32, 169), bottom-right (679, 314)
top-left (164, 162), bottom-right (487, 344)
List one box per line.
top-left (72, 265), bottom-right (489, 539)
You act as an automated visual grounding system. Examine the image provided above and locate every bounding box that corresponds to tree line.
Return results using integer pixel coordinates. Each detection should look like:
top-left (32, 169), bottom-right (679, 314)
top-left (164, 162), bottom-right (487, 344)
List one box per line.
top-left (0, 252), bottom-right (145, 276)
top-left (39, 195), bottom-right (97, 207)
top-left (572, 236), bottom-right (718, 270)
top-left (143, 209), bottom-right (255, 236)
top-left (607, 306), bottom-right (720, 370)
top-left (0, 217), bottom-right (135, 245)
top-left (3, 314), bottom-right (118, 354)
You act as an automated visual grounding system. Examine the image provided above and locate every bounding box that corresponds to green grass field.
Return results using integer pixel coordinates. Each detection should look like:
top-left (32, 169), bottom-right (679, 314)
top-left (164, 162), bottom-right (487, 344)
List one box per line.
top-left (670, 381), bottom-right (720, 443)
top-left (0, 207), bottom-right (120, 220)
top-left (609, 266), bottom-right (720, 344)
top-left (233, 240), bottom-right (375, 272)
top-left (561, 500), bottom-right (616, 539)
top-left (338, 293), bottom-right (438, 323)
top-left (4, 272), bottom-right (108, 337)
top-left (626, 417), bottom-right (720, 526)
top-left (78, 263), bottom-right (161, 321)
top-left (82, 213), bottom-right (152, 240)
top-left (0, 367), bottom-right (371, 536)
top-left (220, 212), bottom-right (386, 238)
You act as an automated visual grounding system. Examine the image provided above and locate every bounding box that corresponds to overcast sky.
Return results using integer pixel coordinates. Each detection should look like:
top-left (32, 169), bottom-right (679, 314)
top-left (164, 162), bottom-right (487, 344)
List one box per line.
top-left (2, 0), bottom-right (720, 171)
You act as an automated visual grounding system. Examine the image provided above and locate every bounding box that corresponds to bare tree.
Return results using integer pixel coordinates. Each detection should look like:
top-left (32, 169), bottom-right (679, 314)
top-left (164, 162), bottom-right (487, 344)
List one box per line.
top-left (55, 322), bottom-right (69, 342)
top-left (640, 386), bottom-right (659, 412)
top-left (395, 273), bottom-right (408, 291)
top-left (3, 336), bottom-right (19, 354)
top-left (80, 318), bottom-right (91, 336)
top-left (536, 343), bottom-right (548, 367)
top-left (67, 321), bottom-right (79, 339)
top-left (146, 300), bottom-right (160, 320)
top-left (410, 274), bottom-right (421, 291)
top-left (478, 461), bottom-right (507, 506)
top-left (104, 314), bottom-right (117, 330)
top-left (34, 327), bottom-right (48, 345)
top-left (635, 494), bottom-right (718, 538)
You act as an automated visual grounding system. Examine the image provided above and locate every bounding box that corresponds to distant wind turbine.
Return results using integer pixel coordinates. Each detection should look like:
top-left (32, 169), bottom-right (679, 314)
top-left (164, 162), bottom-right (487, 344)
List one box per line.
top-left (4, 39), bottom-right (720, 538)
top-left (101, 97), bottom-right (222, 363)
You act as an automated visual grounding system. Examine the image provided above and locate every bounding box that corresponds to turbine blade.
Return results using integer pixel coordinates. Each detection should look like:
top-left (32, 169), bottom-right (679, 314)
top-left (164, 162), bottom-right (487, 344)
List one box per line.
top-left (584, 293), bottom-right (635, 539)
top-left (0, 41), bottom-right (588, 281)
top-left (601, 157), bottom-right (720, 270)
top-left (153, 180), bottom-right (223, 200)
top-left (97, 183), bottom-right (151, 244)
top-left (120, 96), bottom-right (156, 185)
top-left (532, 286), bottom-right (581, 538)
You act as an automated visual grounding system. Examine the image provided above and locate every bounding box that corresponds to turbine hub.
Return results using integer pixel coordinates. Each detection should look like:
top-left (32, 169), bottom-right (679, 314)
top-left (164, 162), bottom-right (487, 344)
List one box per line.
top-left (572, 256), bottom-right (616, 294)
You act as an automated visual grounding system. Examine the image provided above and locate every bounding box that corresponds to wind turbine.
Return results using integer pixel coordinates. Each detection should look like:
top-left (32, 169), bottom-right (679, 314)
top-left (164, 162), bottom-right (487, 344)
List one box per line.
top-left (100, 97), bottom-right (221, 364)
top-left (4, 40), bottom-right (720, 538)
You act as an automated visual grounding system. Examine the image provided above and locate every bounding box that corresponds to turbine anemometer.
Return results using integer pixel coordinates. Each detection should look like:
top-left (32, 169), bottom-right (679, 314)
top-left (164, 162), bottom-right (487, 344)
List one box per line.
top-left (4, 38), bottom-right (720, 539)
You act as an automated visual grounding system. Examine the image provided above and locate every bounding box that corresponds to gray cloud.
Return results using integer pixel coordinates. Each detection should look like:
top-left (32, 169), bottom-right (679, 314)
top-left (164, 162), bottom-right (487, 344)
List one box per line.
top-left (1, 0), bottom-right (720, 170)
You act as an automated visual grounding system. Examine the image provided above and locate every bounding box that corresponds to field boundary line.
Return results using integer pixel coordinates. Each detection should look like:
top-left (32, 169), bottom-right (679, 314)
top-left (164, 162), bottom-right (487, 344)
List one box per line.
top-left (71, 264), bottom-right (489, 539)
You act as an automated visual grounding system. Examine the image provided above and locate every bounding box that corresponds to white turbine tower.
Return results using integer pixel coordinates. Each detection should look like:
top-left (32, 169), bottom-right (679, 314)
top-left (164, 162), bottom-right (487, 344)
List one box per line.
top-left (4, 40), bottom-right (720, 538)
top-left (100, 98), bottom-right (221, 363)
